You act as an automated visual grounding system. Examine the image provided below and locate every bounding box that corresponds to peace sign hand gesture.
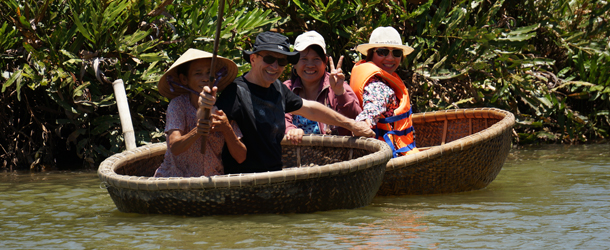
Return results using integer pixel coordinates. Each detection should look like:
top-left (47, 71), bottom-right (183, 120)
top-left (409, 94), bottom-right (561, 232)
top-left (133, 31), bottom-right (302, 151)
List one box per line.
top-left (328, 55), bottom-right (345, 96)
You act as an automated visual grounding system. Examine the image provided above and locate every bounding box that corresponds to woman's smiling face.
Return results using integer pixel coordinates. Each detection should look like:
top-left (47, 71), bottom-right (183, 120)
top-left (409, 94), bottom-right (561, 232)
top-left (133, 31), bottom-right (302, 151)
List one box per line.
top-left (371, 47), bottom-right (402, 74)
top-left (295, 47), bottom-right (326, 85)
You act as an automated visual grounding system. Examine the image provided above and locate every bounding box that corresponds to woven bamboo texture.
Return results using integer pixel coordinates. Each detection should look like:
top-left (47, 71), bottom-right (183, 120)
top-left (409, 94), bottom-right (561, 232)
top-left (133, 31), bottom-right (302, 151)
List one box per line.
top-left (377, 108), bottom-right (515, 196)
top-left (98, 136), bottom-right (392, 216)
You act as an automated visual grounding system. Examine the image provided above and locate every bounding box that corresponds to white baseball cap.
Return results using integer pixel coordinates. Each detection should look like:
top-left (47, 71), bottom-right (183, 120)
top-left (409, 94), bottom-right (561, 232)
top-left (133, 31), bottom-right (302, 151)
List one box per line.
top-left (293, 31), bottom-right (327, 53)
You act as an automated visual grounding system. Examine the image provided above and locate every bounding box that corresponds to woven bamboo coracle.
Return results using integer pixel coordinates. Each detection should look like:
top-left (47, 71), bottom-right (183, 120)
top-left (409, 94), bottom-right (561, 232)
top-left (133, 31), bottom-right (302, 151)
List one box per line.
top-left (98, 136), bottom-right (392, 216)
top-left (377, 108), bottom-right (515, 196)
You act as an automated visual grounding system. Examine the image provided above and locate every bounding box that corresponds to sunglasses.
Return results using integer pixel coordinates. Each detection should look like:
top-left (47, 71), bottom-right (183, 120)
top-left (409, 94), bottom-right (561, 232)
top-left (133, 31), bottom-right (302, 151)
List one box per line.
top-left (375, 48), bottom-right (403, 58)
top-left (258, 54), bottom-right (289, 66)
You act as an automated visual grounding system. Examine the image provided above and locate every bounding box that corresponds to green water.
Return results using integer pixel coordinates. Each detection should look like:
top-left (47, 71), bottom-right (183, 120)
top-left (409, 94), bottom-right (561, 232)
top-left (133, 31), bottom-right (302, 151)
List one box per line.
top-left (1, 144), bottom-right (609, 249)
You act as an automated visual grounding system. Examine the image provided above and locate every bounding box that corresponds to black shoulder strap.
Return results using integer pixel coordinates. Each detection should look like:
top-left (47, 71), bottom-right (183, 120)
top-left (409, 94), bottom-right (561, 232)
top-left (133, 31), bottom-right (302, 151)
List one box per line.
top-left (272, 80), bottom-right (286, 111)
top-left (234, 78), bottom-right (256, 128)
top-left (234, 78), bottom-right (252, 107)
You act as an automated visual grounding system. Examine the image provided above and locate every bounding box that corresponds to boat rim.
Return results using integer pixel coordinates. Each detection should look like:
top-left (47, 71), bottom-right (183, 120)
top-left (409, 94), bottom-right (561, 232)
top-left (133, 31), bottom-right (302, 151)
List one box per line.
top-left (386, 107), bottom-right (515, 170)
top-left (98, 135), bottom-right (392, 191)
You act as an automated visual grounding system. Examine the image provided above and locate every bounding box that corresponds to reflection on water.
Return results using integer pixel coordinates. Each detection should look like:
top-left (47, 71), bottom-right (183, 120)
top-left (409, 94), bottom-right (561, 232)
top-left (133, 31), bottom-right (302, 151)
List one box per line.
top-left (1, 144), bottom-right (609, 249)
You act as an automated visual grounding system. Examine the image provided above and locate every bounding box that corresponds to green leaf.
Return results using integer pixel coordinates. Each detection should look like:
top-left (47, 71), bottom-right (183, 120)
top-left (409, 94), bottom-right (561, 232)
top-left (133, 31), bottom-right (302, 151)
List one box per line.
top-left (452, 97), bottom-right (474, 106)
top-left (2, 69), bottom-right (22, 93)
top-left (557, 67), bottom-right (571, 78)
top-left (552, 81), bottom-right (596, 92)
top-left (139, 52), bottom-right (168, 63)
top-left (521, 96), bottom-right (542, 116)
top-left (445, 6), bottom-right (467, 35)
top-left (18, 15), bottom-right (30, 29)
top-left (59, 49), bottom-right (78, 59)
top-left (71, 6), bottom-right (94, 43)
top-left (104, 0), bottom-right (130, 27)
top-left (94, 95), bottom-right (116, 108)
top-left (497, 32), bottom-right (536, 42)
top-left (509, 24), bottom-right (540, 35)
top-left (72, 82), bottom-right (91, 99)
top-left (119, 29), bottom-right (151, 47)
top-left (46, 90), bottom-right (77, 114)
top-left (536, 131), bottom-right (557, 140)
top-left (63, 59), bottom-right (83, 65)
top-left (431, 55), bottom-right (448, 71)
top-left (537, 95), bottom-right (553, 108)
top-left (91, 115), bottom-right (121, 135)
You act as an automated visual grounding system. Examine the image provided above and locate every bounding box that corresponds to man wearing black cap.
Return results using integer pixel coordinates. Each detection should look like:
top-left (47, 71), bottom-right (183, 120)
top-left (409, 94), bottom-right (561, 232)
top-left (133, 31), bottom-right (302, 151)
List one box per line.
top-left (216, 31), bottom-right (374, 174)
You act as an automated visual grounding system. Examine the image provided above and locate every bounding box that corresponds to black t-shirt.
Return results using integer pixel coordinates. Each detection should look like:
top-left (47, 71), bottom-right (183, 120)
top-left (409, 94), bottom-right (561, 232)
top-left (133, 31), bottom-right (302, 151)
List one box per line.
top-left (216, 74), bottom-right (304, 174)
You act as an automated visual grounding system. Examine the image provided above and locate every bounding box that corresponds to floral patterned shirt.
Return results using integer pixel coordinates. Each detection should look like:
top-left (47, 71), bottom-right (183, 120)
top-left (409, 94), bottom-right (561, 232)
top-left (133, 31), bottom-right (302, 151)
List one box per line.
top-left (355, 76), bottom-right (400, 126)
top-left (154, 94), bottom-right (242, 177)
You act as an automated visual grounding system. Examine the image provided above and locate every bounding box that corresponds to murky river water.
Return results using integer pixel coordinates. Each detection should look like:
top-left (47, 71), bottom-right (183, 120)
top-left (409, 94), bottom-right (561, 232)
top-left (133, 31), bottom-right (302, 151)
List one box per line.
top-left (1, 144), bottom-right (609, 249)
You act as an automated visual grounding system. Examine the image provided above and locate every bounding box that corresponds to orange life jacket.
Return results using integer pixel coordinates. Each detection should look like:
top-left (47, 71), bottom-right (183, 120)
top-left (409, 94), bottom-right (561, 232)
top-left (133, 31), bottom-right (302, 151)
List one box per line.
top-left (350, 60), bottom-right (418, 157)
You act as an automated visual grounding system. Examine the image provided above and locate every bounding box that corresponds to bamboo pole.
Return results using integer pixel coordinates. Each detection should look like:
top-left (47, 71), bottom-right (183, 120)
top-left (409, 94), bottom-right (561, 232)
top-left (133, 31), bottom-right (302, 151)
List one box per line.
top-left (112, 79), bottom-right (136, 150)
top-left (200, 0), bottom-right (226, 154)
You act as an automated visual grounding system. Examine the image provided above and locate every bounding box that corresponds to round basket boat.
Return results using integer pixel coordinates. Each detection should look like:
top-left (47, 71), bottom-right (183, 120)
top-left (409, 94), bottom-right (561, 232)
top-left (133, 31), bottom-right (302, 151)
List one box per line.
top-left (98, 136), bottom-right (391, 216)
top-left (377, 108), bottom-right (515, 196)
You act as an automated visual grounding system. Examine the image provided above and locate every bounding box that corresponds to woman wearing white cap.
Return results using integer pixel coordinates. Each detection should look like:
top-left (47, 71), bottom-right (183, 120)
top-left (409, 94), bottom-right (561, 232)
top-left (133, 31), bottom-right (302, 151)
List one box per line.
top-left (283, 31), bottom-right (362, 145)
top-left (154, 48), bottom-right (246, 177)
top-left (351, 27), bottom-right (419, 157)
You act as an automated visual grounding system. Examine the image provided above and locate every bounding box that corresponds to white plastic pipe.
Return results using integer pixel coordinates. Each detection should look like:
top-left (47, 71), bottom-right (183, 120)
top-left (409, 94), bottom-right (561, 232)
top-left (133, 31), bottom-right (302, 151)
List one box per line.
top-left (112, 79), bottom-right (136, 150)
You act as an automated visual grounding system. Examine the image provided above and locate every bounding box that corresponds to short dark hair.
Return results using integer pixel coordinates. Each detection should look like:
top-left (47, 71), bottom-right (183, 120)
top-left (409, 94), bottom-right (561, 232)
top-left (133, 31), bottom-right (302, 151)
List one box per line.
top-left (307, 45), bottom-right (327, 63)
top-left (365, 49), bottom-right (375, 62)
top-left (176, 61), bottom-right (192, 78)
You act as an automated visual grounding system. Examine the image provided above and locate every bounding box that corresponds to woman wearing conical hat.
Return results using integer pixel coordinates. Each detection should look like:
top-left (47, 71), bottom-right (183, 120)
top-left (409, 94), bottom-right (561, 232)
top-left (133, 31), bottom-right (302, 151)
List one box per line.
top-left (154, 49), bottom-right (246, 177)
top-left (350, 27), bottom-right (420, 158)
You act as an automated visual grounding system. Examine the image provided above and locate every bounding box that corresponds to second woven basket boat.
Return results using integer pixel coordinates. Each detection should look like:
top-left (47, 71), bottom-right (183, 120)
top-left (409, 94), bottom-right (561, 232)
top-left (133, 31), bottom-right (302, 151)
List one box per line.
top-left (377, 108), bottom-right (515, 196)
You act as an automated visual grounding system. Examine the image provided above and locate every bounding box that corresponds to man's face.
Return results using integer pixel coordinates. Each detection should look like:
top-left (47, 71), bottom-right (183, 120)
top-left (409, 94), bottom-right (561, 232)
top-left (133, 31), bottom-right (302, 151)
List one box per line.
top-left (249, 51), bottom-right (288, 86)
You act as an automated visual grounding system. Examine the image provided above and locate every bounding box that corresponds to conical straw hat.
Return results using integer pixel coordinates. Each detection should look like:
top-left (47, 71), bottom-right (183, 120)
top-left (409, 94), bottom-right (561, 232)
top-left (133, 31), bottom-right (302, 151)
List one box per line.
top-left (158, 48), bottom-right (238, 99)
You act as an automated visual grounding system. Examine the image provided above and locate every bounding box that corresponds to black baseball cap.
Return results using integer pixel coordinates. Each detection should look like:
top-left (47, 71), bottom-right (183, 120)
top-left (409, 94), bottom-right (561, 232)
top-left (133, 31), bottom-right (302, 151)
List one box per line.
top-left (243, 31), bottom-right (299, 64)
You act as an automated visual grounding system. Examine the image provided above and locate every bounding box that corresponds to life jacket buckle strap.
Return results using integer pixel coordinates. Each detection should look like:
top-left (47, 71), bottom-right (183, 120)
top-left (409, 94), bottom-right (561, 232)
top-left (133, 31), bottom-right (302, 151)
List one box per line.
top-left (382, 131), bottom-right (417, 158)
top-left (377, 108), bottom-right (412, 124)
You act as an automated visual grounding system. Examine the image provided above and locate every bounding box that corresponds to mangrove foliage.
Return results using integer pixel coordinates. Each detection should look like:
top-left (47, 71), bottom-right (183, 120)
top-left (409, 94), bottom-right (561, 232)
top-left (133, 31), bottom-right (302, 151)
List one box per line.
top-left (1, 0), bottom-right (609, 170)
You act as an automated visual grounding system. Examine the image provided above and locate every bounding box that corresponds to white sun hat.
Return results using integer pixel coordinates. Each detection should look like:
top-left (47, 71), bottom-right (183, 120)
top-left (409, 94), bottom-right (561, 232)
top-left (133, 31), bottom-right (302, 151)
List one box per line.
top-left (293, 31), bottom-right (327, 53)
top-left (356, 26), bottom-right (414, 56)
